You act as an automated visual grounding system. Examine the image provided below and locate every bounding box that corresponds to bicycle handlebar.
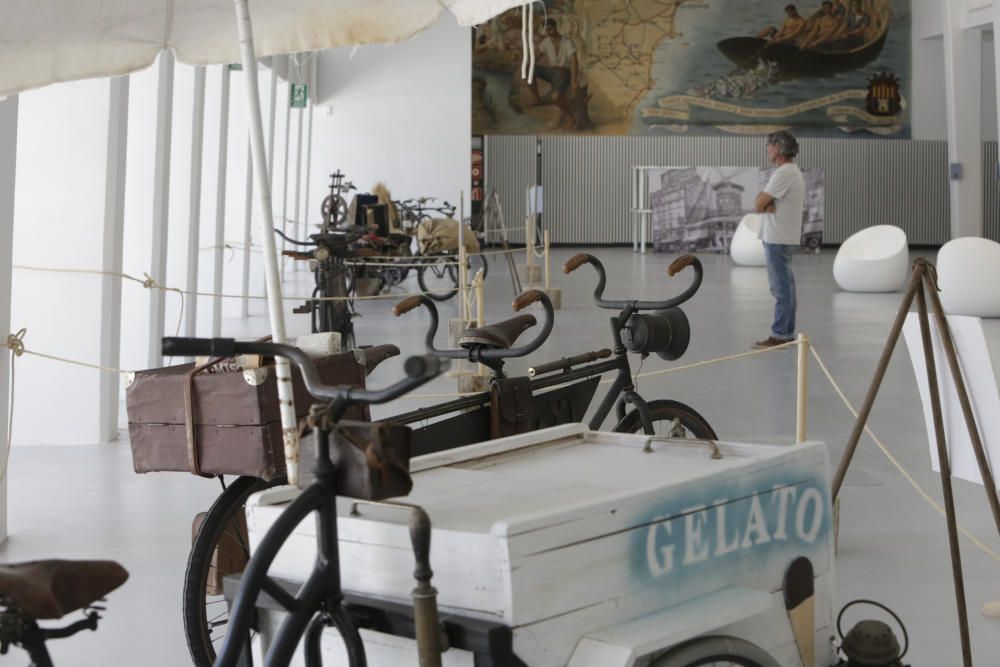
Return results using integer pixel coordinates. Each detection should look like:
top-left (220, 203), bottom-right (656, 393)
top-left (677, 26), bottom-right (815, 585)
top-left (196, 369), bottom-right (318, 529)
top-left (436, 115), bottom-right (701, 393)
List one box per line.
top-left (273, 227), bottom-right (317, 246)
top-left (393, 289), bottom-right (555, 362)
top-left (562, 253), bottom-right (703, 311)
top-left (162, 338), bottom-right (447, 404)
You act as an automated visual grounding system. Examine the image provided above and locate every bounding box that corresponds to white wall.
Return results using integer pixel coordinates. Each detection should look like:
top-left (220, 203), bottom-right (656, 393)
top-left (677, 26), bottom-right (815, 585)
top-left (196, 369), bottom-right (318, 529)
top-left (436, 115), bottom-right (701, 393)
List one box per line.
top-left (11, 79), bottom-right (111, 444)
top-left (310, 14), bottom-right (471, 207)
top-left (910, 0), bottom-right (998, 141)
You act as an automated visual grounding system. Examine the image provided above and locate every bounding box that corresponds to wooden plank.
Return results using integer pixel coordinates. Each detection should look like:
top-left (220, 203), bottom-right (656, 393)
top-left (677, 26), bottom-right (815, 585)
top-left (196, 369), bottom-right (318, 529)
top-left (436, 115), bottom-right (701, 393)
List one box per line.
top-left (246, 429), bottom-right (833, 629)
top-left (247, 499), bottom-right (509, 619)
top-left (568, 586), bottom-right (772, 665)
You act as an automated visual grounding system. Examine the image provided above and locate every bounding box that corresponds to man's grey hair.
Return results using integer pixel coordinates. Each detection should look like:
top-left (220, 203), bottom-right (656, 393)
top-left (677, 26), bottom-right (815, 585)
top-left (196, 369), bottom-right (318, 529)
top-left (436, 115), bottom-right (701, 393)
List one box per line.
top-left (767, 130), bottom-right (799, 158)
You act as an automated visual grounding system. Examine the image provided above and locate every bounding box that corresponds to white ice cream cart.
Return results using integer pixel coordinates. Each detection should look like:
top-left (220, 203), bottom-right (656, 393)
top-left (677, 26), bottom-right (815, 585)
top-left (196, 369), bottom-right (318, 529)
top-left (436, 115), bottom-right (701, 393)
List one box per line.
top-left (245, 424), bottom-right (836, 666)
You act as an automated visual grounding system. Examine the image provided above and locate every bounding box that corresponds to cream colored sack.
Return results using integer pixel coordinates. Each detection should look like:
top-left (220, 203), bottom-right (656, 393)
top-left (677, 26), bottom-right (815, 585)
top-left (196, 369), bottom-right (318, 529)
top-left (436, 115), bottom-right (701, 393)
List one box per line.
top-left (416, 218), bottom-right (481, 255)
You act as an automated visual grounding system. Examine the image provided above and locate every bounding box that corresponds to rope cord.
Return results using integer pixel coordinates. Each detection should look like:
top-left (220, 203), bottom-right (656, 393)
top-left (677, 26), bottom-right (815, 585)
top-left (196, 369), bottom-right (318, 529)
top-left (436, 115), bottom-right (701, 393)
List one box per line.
top-left (809, 345), bottom-right (1000, 562)
top-left (3, 320), bottom-right (994, 564)
top-left (13, 264), bottom-right (473, 303)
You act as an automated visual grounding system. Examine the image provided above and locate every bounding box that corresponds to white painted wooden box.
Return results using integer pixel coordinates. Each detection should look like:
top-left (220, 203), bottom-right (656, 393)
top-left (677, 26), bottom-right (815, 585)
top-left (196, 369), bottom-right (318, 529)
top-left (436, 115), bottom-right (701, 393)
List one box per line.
top-left (247, 424), bottom-right (836, 667)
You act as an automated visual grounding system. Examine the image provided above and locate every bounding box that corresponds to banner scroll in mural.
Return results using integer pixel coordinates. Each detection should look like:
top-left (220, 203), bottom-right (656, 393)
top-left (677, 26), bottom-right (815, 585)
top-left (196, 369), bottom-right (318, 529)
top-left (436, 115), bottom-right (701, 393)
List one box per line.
top-left (472, 0), bottom-right (911, 137)
top-left (647, 167), bottom-right (825, 253)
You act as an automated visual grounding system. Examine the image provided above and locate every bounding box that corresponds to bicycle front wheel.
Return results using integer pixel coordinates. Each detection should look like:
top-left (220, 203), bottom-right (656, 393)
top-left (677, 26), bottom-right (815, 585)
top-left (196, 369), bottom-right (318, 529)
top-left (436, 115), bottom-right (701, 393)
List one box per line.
top-left (183, 475), bottom-right (286, 667)
top-left (614, 399), bottom-right (717, 439)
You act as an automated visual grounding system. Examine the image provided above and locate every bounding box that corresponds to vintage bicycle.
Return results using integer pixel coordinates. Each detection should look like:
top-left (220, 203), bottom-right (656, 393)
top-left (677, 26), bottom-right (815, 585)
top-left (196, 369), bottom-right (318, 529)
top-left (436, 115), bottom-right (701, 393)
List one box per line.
top-left (389, 253), bottom-right (717, 454)
top-left (276, 226), bottom-right (364, 348)
top-left (159, 336), bottom-right (450, 667)
top-left (319, 171), bottom-right (355, 233)
top-left (0, 560), bottom-right (128, 667)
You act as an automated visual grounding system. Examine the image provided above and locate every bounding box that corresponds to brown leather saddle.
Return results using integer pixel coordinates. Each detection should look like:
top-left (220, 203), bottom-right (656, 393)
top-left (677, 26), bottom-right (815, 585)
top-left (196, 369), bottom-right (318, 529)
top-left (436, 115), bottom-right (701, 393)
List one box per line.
top-left (458, 314), bottom-right (537, 350)
top-left (0, 560), bottom-right (129, 619)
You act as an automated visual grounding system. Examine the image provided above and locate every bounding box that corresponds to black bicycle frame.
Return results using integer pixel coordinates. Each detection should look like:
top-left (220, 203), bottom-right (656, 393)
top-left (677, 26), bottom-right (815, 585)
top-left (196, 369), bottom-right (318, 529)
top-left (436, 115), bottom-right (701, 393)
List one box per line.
top-left (214, 438), bottom-right (366, 667)
top-left (391, 307), bottom-right (656, 456)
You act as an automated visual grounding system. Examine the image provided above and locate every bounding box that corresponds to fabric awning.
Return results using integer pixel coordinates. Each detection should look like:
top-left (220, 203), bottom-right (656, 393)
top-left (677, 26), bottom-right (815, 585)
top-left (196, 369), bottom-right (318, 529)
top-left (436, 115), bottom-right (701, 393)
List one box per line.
top-left (0, 0), bottom-right (522, 97)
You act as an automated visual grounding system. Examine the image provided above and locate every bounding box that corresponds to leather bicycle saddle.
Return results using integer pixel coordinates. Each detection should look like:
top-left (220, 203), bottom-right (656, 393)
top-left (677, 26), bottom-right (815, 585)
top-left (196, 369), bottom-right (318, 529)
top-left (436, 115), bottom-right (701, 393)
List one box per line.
top-left (458, 314), bottom-right (537, 350)
top-left (0, 560), bottom-right (129, 619)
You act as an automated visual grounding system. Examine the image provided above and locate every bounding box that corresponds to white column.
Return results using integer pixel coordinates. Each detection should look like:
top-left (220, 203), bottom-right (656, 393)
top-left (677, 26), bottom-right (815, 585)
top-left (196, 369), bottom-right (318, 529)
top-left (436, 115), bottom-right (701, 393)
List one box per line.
top-left (98, 77), bottom-right (129, 442)
top-left (994, 3), bottom-right (1000, 166)
top-left (241, 139), bottom-right (253, 317)
top-left (304, 66), bottom-right (315, 238)
top-left (942, 1), bottom-right (983, 238)
top-left (281, 81), bottom-right (291, 277)
top-left (0, 95), bottom-right (18, 543)
top-left (267, 61), bottom-right (278, 188)
top-left (184, 66), bottom-right (207, 338)
top-left (212, 66), bottom-right (231, 337)
top-left (148, 51), bottom-right (175, 367)
top-left (293, 104), bottom-right (304, 249)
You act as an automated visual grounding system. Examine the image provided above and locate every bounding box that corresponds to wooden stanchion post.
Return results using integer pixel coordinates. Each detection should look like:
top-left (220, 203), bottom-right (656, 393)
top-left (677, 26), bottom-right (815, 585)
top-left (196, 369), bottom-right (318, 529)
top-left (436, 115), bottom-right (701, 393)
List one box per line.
top-left (542, 229), bottom-right (561, 309)
top-left (458, 268), bottom-right (490, 393)
top-left (796, 333), bottom-right (809, 444)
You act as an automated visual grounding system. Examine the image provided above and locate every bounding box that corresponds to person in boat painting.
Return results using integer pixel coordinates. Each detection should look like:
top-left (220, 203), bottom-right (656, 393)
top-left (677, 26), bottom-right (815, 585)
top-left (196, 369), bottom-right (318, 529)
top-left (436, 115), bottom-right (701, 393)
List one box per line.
top-left (756, 4), bottom-right (808, 44)
top-left (834, 0), bottom-right (873, 48)
top-left (801, 0), bottom-right (872, 50)
top-left (799, 1), bottom-right (843, 49)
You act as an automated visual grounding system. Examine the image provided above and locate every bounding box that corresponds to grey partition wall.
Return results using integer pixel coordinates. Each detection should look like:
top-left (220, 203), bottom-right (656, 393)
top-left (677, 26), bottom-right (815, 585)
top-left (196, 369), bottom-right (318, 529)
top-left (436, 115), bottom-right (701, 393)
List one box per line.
top-left (487, 135), bottom-right (953, 246)
top-left (986, 142), bottom-right (1000, 243)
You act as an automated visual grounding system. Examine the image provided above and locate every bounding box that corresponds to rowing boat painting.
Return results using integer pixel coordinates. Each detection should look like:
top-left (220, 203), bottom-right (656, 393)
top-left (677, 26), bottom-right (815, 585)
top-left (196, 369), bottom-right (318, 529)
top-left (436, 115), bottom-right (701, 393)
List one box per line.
top-left (472, 0), bottom-right (911, 137)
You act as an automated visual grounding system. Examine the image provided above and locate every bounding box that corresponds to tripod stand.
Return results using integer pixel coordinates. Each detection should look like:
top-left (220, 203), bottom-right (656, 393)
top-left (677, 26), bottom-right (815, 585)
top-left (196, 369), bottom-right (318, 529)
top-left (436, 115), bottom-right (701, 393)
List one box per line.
top-left (832, 258), bottom-right (1000, 667)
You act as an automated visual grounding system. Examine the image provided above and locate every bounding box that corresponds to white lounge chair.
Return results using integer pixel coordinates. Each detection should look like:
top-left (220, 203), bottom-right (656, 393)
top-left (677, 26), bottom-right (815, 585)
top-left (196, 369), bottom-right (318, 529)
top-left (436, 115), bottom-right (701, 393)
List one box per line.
top-left (937, 237), bottom-right (1000, 317)
top-left (832, 225), bottom-right (908, 292)
top-left (730, 214), bottom-right (766, 267)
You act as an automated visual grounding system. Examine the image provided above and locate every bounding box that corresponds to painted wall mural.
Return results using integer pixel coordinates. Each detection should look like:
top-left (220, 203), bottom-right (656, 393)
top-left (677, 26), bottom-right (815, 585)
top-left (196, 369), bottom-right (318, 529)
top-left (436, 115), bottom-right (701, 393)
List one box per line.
top-left (472, 0), bottom-right (911, 137)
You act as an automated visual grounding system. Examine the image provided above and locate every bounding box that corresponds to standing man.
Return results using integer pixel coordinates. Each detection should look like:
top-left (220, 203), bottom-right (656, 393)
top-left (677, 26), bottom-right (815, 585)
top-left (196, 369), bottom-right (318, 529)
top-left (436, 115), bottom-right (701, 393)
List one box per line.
top-left (753, 130), bottom-right (805, 349)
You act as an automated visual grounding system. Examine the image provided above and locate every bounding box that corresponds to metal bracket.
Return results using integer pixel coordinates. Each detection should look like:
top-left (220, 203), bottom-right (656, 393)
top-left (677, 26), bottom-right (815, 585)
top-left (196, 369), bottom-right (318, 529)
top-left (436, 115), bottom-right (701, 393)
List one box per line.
top-left (243, 367), bottom-right (269, 386)
top-left (643, 434), bottom-right (722, 459)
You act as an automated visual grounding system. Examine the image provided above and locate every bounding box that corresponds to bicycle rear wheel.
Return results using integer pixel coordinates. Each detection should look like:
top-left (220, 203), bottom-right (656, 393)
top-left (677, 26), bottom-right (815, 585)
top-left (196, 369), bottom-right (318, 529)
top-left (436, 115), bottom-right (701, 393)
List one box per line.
top-left (650, 636), bottom-right (780, 667)
top-left (418, 256), bottom-right (459, 301)
top-left (614, 399), bottom-right (717, 440)
top-left (183, 475), bottom-right (286, 667)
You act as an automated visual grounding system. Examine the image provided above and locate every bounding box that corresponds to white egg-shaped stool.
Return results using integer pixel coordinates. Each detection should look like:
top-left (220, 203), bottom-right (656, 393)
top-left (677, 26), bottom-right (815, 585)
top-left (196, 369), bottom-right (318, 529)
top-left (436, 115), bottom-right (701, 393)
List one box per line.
top-left (730, 214), bottom-right (766, 266)
top-left (832, 225), bottom-right (908, 292)
top-left (937, 237), bottom-right (1000, 316)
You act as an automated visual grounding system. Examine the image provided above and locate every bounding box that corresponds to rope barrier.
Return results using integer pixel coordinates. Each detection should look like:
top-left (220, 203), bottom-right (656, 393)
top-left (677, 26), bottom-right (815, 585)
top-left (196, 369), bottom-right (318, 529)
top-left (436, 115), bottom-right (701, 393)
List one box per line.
top-left (12, 264), bottom-right (472, 303)
top-left (809, 345), bottom-right (1000, 562)
top-left (1, 317), bottom-right (994, 563)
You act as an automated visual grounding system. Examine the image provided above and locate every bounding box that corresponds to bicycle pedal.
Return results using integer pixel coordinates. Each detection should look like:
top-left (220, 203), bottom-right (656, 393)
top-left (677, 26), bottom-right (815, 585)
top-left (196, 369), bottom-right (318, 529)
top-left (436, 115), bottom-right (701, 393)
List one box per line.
top-left (293, 304), bottom-right (313, 314)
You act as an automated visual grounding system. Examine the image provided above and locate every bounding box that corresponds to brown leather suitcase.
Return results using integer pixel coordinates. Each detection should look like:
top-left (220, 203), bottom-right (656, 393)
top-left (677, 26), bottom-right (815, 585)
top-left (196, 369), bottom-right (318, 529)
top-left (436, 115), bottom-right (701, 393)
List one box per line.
top-left (126, 351), bottom-right (370, 480)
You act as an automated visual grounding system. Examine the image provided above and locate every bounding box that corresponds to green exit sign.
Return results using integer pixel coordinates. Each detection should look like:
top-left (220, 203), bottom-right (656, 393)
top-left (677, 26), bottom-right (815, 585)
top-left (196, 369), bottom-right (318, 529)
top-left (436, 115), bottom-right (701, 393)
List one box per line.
top-left (290, 83), bottom-right (308, 108)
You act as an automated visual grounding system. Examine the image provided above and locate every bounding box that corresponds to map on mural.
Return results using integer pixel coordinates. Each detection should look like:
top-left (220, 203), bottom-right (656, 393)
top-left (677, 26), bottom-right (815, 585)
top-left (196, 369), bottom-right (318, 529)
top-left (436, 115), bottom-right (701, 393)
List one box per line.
top-left (472, 0), bottom-right (911, 137)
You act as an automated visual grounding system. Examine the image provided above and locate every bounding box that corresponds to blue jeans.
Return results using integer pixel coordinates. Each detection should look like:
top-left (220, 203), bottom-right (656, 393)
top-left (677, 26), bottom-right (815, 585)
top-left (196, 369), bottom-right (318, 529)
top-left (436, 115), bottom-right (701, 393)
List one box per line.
top-left (763, 242), bottom-right (796, 340)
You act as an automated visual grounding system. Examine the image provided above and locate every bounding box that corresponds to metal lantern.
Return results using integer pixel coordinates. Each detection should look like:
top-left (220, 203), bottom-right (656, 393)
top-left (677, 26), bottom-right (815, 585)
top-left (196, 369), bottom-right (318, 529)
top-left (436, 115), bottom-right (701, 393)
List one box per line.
top-left (837, 600), bottom-right (909, 667)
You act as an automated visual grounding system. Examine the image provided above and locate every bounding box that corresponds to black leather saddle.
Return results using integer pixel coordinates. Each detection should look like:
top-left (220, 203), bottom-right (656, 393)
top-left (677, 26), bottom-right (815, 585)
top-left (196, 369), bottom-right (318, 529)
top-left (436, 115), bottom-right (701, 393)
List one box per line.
top-left (0, 560), bottom-right (129, 619)
top-left (458, 314), bottom-right (537, 350)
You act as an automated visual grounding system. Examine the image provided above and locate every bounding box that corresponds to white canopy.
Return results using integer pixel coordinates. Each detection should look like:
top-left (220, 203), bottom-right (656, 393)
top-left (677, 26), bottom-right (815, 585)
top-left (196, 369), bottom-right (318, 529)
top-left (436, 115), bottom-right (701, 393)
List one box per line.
top-left (1, 0), bottom-right (523, 484)
top-left (0, 0), bottom-right (521, 97)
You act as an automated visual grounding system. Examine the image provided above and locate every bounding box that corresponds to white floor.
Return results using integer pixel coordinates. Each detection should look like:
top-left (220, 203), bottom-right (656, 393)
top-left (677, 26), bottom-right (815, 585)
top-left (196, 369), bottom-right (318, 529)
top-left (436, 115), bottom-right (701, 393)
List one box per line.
top-left (2, 247), bottom-right (999, 665)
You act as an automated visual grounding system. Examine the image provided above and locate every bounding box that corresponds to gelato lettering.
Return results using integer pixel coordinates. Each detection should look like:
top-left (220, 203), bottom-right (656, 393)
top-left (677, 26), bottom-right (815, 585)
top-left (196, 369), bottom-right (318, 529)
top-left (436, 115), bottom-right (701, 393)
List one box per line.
top-left (646, 484), bottom-right (824, 577)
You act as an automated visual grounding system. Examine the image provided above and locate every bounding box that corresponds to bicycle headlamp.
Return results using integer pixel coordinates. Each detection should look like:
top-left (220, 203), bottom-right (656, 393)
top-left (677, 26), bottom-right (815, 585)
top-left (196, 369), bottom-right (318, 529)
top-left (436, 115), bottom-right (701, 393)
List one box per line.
top-left (314, 246), bottom-right (331, 262)
top-left (621, 307), bottom-right (690, 361)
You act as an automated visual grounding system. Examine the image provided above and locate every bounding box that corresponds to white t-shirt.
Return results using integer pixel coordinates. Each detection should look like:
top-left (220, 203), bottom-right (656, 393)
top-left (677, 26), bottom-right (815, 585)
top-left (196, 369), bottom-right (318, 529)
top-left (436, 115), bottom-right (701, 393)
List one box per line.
top-left (759, 163), bottom-right (805, 245)
top-left (540, 36), bottom-right (576, 67)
